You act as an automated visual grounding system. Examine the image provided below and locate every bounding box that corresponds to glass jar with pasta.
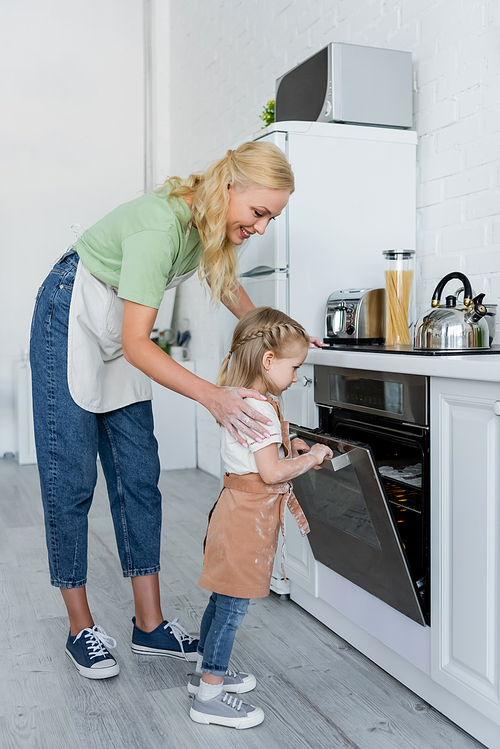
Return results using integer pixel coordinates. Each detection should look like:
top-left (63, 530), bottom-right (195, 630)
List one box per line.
top-left (383, 250), bottom-right (415, 346)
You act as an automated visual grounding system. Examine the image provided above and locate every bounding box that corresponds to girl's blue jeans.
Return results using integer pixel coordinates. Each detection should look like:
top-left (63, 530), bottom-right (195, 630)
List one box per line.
top-left (30, 251), bottom-right (162, 588)
top-left (198, 593), bottom-right (250, 676)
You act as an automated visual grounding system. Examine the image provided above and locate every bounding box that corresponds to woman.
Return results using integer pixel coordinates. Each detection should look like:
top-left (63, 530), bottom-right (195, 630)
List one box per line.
top-left (30, 141), bottom-right (317, 680)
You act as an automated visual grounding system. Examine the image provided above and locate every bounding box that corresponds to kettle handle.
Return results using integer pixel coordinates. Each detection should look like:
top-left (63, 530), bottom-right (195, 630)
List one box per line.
top-left (431, 272), bottom-right (473, 309)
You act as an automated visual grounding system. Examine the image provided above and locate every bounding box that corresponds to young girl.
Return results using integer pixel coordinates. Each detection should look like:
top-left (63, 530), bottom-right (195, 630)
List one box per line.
top-left (189, 307), bottom-right (333, 729)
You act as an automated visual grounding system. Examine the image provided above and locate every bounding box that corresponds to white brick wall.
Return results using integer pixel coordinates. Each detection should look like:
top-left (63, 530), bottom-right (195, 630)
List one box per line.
top-left (162, 0), bottom-right (500, 476)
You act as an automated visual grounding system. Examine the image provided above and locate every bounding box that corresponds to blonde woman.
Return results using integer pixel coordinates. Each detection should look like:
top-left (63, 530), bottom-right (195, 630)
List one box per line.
top-left (30, 141), bottom-right (324, 680)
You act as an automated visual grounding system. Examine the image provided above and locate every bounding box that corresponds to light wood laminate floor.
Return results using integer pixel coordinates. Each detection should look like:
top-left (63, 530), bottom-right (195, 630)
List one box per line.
top-left (0, 458), bottom-right (486, 749)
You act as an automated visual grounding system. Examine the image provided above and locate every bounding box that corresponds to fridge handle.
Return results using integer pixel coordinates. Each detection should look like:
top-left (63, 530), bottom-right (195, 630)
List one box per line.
top-left (240, 265), bottom-right (277, 278)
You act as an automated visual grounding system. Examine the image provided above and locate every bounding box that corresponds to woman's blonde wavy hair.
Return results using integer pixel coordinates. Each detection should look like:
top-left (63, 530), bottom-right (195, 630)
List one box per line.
top-left (217, 307), bottom-right (310, 396)
top-left (156, 141), bottom-right (295, 305)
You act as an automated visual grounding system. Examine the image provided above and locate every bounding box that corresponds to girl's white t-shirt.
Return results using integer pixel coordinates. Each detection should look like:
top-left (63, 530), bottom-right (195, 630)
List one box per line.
top-left (221, 398), bottom-right (285, 475)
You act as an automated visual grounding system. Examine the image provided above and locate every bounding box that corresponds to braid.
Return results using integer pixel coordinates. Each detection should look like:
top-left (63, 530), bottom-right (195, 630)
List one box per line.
top-left (217, 307), bottom-right (309, 391)
top-left (230, 321), bottom-right (305, 355)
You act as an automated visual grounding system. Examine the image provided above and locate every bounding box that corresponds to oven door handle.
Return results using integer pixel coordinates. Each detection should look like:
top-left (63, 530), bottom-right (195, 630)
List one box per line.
top-left (331, 452), bottom-right (351, 471)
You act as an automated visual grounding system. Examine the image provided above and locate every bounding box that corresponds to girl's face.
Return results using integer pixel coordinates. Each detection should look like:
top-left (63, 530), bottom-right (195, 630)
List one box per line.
top-left (262, 344), bottom-right (309, 396)
top-left (226, 185), bottom-right (290, 245)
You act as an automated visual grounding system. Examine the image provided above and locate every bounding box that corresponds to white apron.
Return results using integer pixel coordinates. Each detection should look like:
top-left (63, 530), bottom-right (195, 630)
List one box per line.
top-left (67, 225), bottom-right (196, 413)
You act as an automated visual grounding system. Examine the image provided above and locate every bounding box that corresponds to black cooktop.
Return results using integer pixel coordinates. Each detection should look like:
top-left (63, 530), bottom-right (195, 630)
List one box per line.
top-left (321, 343), bottom-right (500, 356)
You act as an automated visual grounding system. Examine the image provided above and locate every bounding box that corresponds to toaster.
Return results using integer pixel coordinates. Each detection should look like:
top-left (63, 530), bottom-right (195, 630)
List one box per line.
top-left (324, 288), bottom-right (385, 344)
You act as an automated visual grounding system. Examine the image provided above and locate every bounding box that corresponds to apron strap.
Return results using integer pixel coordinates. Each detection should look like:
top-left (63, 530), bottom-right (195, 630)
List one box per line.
top-left (168, 220), bottom-right (193, 286)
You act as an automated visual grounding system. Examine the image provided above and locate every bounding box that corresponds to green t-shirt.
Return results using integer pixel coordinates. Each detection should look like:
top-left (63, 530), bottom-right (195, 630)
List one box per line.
top-left (74, 192), bottom-right (203, 309)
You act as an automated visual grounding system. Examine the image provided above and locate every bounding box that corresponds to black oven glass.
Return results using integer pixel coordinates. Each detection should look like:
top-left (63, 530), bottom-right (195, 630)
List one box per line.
top-left (331, 419), bottom-right (428, 611)
top-left (298, 444), bottom-right (381, 549)
top-left (329, 374), bottom-right (403, 414)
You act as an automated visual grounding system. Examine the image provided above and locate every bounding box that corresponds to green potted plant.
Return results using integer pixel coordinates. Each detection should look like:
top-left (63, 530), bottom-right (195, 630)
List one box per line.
top-left (260, 100), bottom-right (275, 127)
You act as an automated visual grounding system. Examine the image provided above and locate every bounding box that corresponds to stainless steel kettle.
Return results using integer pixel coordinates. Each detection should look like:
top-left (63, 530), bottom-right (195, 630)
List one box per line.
top-left (414, 272), bottom-right (489, 350)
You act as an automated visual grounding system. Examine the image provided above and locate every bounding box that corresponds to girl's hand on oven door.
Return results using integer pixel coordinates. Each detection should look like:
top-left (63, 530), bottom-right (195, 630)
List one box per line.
top-left (309, 336), bottom-right (326, 348)
top-left (291, 438), bottom-right (310, 458)
top-left (311, 444), bottom-right (334, 470)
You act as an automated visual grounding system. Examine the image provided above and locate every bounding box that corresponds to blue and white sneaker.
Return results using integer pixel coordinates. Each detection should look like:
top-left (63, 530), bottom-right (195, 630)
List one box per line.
top-left (65, 625), bottom-right (119, 679)
top-left (131, 617), bottom-right (199, 661)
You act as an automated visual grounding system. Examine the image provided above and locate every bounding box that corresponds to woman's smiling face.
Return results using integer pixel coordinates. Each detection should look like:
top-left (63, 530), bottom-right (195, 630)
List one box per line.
top-left (225, 185), bottom-right (290, 245)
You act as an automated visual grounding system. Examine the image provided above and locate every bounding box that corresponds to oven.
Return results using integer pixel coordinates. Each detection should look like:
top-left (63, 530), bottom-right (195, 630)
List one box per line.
top-left (291, 365), bottom-right (430, 626)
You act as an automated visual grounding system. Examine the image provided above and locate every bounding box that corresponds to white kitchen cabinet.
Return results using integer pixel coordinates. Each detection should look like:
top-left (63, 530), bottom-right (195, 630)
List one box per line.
top-left (151, 362), bottom-right (197, 470)
top-left (282, 363), bottom-right (317, 430)
top-left (284, 504), bottom-right (318, 596)
top-left (283, 350), bottom-right (500, 746)
top-left (431, 377), bottom-right (500, 724)
top-left (16, 361), bottom-right (37, 465)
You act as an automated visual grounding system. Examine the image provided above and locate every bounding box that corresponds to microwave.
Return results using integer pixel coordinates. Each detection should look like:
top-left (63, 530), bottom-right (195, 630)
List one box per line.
top-left (275, 42), bottom-right (413, 129)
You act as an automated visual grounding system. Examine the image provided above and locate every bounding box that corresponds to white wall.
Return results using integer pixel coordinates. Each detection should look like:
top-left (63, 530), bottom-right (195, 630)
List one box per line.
top-left (0, 0), bottom-right (145, 455)
top-left (165, 0), bottom-right (500, 477)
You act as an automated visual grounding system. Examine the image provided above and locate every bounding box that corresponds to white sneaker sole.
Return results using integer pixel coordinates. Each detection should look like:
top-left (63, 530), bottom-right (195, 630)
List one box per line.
top-left (65, 649), bottom-right (120, 679)
top-left (189, 705), bottom-right (264, 729)
top-left (187, 674), bottom-right (257, 695)
top-left (131, 643), bottom-right (198, 661)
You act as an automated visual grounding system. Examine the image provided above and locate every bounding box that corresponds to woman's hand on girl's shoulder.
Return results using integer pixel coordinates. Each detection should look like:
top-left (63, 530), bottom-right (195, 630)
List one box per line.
top-left (208, 386), bottom-right (274, 447)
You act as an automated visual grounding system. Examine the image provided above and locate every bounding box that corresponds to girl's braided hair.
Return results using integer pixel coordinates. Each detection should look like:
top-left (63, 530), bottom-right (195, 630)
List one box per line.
top-left (217, 307), bottom-right (310, 395)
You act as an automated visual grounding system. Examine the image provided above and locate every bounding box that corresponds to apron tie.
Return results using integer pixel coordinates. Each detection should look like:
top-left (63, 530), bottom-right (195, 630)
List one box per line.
top-left (278, 483), bottom-right (310, 582)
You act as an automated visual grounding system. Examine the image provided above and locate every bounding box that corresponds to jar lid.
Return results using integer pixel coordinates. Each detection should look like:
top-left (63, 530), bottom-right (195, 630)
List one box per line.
top-left (382, 249), bottom-right (415, 258)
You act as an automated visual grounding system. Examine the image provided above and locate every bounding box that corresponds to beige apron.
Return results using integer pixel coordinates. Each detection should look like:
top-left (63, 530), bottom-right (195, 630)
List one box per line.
top-left (67, 225), bottom-right (196, 413)
top-left (198, 399), bottom-right (310, 599)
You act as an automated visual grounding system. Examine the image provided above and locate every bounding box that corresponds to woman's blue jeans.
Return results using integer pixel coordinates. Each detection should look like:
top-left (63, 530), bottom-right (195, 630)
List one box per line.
top-left (30, 251), bottom-right (162, 588)
top-left (198, 593), bottom-right (250, 676)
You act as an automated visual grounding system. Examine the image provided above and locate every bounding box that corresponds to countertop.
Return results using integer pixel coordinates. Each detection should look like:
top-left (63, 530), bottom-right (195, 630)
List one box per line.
top-left (306, 347), bottom-right (500, 383)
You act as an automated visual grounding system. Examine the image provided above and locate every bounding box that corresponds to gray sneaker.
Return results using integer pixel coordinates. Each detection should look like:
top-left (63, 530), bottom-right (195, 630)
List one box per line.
top-left (190, 691), bottom-right (264, 729)
top-left (187, 668), bottom-right (257, 695)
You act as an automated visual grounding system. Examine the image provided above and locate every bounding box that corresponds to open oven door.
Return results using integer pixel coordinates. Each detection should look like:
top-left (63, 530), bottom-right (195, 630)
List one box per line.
top-left (292, 426), bottom-right (426, 626)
